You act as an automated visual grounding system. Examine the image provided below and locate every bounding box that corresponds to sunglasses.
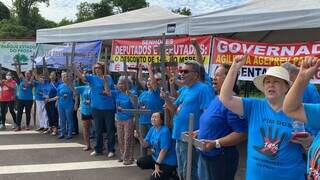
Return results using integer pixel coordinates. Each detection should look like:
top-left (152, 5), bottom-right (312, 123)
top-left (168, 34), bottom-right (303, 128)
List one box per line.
top-left (179, 69), bottom-right (194, 74)
top-left (94, 66), bottom-right (102, 69)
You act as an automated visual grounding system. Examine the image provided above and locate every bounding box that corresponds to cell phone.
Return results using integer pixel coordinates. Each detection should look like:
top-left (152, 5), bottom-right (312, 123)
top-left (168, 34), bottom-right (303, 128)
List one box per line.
top-left (292, 132), bottom-right (309, 139)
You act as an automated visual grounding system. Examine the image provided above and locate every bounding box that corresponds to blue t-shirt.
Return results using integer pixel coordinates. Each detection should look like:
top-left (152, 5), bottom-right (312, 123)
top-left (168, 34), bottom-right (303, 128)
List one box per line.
top-left (85, 74), bottom-right (115, 110)
top-left (76, 86), bottom-right (92, 115)
top-left (17, 79), bottom-right (33, 100)
top-left (45, 81), bottom-right (60, 98)
top-left (172, 81), bottom-right (213, 140)
top-left (242, 98), bottom-right (306, 180)
top-left (305, 104), bottom-right (320, 179)
top-left (303, 83), bottom-right (320, 104)
top-left (198, 96), bottom-right (247, 157)
top-left (113, 90), bottom-right (134, 121)
top-left (145, 126), bottom-right (177, 166)
top-left (57, 83), bottom-right (74, 109)
top-left (303, 84), bottom-right (320, 136)
top-left (138, 88), bottom-right (164, 124)
top-left (34, 80), bottom-right (50, 101)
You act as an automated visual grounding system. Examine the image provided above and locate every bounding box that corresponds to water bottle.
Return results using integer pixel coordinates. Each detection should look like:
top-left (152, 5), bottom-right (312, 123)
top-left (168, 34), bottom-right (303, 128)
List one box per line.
top-left (292, 120), bottom-right (308, 139)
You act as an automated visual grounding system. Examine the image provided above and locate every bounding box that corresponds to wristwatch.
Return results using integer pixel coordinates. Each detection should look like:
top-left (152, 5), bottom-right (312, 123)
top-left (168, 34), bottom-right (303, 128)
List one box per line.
top-left (215, 139), bottom-right (221, 148)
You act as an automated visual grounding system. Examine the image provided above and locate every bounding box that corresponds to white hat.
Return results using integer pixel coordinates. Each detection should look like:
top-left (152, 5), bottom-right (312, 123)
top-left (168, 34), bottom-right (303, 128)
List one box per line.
top-left (253, 66), bottom-right (292, 92)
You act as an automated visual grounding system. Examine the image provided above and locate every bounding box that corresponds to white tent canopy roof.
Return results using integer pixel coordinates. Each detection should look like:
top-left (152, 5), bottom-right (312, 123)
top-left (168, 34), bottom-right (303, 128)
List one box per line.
top-left (189, 0), bottom-right (320, 35)
top-left (36, 6), bottom-right (188, 43)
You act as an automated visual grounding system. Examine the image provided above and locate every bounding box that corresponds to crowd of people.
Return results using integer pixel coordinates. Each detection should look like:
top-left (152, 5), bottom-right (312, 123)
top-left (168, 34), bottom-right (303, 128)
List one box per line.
top-left (1, 56), bottom-right (320, 180)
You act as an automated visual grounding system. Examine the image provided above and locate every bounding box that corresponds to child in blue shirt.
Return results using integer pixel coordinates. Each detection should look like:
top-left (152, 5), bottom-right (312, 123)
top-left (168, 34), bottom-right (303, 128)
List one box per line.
top-left (75, 85), bottom-right (92, 151)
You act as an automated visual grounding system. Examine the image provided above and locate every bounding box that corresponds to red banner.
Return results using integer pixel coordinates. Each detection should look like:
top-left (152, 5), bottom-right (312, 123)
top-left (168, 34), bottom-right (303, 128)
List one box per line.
top-left (110, 35), bottom-right (212, 72)
top-left (210, 37), bottom-right (320, 83)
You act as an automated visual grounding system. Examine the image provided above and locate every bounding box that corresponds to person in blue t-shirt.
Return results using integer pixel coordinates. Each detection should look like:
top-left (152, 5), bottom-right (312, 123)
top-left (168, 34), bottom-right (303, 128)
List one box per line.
top-left (281, 62), bottom-right (320, 136)
top-left (136, 112), bottom-right (179, 180)
top-left (197, 64), bottom-right (247, 180)
top-left (281, 62), bottom-right (320, 104)
top-left (73, 63), bottom-right (116, 158)
top-left (110, 76), bottom-right (136, 165)
top-left (54, 72), bottom-right (76, 139)
top-left (44, 71), bottom-right (61, 136)
top-left (284, 57), bottom-right (320, 180)
top-left (138, 65), bottom-right (164, 157)
top-left (33, 73), bottom-right (50, 133)
top-left (220, 55), bottom-right (306, 180)
top-left (75, 85), bottom-right (92, 151)
top-left (161, 60), bottom-right (214, 180)
top-left (14, 67), bottom-right (34, 131)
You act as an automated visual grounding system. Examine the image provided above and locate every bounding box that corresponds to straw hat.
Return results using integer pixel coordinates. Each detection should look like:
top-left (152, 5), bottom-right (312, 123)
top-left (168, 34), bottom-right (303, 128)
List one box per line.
top-left (253, 66), bottom-right (292, 92)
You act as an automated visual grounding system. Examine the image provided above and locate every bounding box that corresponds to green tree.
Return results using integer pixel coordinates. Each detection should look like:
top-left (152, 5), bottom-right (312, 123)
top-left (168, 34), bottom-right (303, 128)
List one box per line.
top-left (12, 0), bottom-right (49, 27)
top-left (172, 7), bottom-right (192, 16)
top-left (0, 2), bottom-right (10, 21)
top-left (76, 0), bottom-right (113, 22)
top-left (112, 0), bottom-right (148, 13)
top-left (0, 19), bottom-right (30, 39)
top-left (58, 18), bottom-right (74, 26)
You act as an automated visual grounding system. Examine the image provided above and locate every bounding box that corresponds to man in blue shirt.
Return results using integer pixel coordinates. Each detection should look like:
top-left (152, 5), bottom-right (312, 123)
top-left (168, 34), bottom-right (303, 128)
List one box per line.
top-left (161, 60), bottom-right (213, 180)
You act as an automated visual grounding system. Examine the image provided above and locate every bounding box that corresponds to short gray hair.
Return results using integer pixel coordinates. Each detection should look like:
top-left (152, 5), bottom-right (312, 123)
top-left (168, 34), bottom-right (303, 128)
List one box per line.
top-left (281, 62), bottom-right (299, 75)
top-left (118, 75), bottom-right (132, 89)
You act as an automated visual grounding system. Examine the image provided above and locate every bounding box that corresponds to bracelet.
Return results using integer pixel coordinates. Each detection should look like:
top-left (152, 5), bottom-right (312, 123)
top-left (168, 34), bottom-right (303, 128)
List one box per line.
top-left (155, 161), bottom-right (161, 166)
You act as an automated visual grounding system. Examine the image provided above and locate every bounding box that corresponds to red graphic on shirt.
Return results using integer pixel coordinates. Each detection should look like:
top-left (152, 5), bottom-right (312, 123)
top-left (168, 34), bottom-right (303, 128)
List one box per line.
top-left (253, 127), bottom-right (286, 159)
top-left (308, 147), bottom-right (320, 180)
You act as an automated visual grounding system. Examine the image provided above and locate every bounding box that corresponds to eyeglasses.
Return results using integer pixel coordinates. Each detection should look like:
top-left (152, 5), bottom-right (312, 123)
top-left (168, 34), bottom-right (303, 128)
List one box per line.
top-left (179, 69), bottom-right (195, 74)
top-left (94, 66), bottom-right (102, 69)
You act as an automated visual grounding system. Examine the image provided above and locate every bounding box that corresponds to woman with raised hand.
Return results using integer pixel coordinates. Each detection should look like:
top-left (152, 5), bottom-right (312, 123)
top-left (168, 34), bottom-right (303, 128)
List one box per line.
top-left (283, 57), bottom-right (320, 180)
top-left (219, 55), bottom-right (306, 180)
top-left (197, 64), bottom-right (247, 180)
top-left (138, 64), bottom-right (164, 156)
top-left (73, 63), bottom-right (116, 158)
top-left (135, 112), bottom-right (178, 180)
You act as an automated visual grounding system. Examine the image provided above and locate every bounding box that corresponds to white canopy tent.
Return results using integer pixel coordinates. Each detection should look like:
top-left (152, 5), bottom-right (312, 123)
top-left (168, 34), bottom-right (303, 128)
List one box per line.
top-left (189, 0), bottom-right (320, 42)
top-left (36, 6), bottom-right (189, 43)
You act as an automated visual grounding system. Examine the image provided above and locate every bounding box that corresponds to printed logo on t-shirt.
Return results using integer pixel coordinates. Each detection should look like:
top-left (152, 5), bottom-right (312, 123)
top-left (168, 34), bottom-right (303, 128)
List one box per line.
top-left (253, 127), bottom-right (286, 159)
top-left (308, 146), bottom-right (320, 180)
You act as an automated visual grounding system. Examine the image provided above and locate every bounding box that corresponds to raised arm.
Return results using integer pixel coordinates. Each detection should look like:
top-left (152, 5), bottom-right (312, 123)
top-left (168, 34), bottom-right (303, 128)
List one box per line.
top-left (191, 38), bottom-right (204, 65)
top-left (72, 63), bottom-right (86, 83)
top-left (284, 57), bottom-right (320, 122)
top-left (219, 55), bottom-right (246, 116)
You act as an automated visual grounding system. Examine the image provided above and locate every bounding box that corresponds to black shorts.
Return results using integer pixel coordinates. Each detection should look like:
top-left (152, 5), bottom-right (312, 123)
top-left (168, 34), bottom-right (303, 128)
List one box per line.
top-left (81, 114), bottom-right (93, 121)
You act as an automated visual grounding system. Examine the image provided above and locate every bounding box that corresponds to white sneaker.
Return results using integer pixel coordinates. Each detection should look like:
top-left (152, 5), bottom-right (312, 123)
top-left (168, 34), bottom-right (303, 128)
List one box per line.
top-left (107, 152), bottom-right (115, 158)
top-left (90, 151), bottom-right (102, 156)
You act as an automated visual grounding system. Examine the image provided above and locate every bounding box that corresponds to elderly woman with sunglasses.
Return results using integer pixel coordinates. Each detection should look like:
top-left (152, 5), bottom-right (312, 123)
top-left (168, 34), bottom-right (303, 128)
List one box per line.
top-left (219, 55), bottom-right (306, 180)
top-left (284, 57), bottom-right (320, 180)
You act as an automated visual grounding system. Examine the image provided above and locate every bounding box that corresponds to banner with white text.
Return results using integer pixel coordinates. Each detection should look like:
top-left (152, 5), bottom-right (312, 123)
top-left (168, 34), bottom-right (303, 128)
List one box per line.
top-left (212, 37), bottom-right (320, 83)
top-left (0, 41), bottom-right (36, 71)
top-left (111, 35), bottom-right (212, 72)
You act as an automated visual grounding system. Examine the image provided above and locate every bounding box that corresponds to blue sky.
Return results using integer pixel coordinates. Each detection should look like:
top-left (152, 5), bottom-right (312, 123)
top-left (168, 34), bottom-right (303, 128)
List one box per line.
top-left (1, 0), bottom-right (246, 22)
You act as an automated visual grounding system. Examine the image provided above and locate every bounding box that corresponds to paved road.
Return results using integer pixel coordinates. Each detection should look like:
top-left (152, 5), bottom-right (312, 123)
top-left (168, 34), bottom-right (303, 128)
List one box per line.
top-left (0, 113), bottom-right (246, 180)
top-left (0, 122), bottom-right (152, 180)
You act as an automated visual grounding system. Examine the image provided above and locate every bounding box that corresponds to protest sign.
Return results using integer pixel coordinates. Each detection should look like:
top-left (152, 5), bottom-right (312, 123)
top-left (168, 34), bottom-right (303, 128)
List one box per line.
top-left (111, 35), bottom-right (212, 72)
top-left (212, 37), bottom-right (320, 83)
top-left (0, 41), bottom-right (36, 71)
